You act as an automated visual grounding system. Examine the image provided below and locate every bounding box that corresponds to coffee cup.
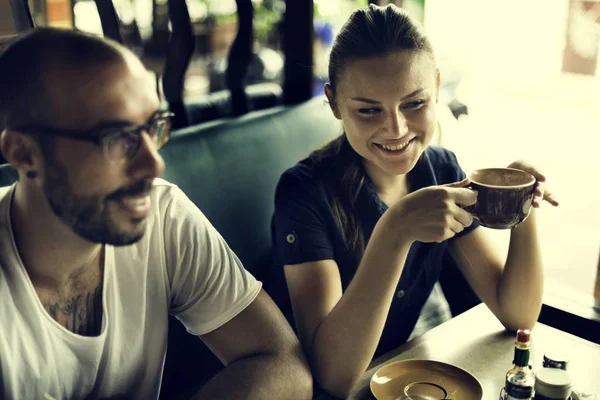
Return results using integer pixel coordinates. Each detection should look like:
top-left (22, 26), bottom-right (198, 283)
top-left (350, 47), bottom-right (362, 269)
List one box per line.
top-left (463, 168), bottom-right (536, 229)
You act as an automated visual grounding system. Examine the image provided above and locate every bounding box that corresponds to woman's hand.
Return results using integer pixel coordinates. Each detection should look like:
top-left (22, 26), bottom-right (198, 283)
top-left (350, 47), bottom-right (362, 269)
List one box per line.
top-left (387, 178), bottom-right (477, 244)
top-left (508, 160), bottom-right (559, 208)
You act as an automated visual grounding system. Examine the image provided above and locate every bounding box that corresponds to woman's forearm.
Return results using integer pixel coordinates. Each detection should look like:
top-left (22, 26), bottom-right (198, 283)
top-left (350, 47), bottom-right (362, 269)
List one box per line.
top-left (497, 210), bottom-right (544, 330)
top-left (309, 218), bottom-right (412, 398)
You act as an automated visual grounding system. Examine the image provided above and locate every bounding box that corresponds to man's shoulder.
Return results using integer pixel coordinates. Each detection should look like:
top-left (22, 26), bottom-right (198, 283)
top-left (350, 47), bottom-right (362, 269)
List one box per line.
top-left (151, 177), bottom-right (179, 192)
top-left (149, 178), bottom-right (185, 209)
top-left (146, 178), bottom-right (197, 230)
top-left (148, 177), bottom-right (208, 231)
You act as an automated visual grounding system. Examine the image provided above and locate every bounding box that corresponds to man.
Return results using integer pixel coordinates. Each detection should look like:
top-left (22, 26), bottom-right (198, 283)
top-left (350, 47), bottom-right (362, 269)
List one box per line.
top-left (0, 28), bottom-right (312, 399)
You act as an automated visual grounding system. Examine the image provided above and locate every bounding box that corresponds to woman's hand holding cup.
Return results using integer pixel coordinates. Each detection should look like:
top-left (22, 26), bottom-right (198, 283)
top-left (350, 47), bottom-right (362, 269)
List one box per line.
top-left (507, 160), bottom-right (559, 208)
top-left (388, 178), bottom-right (477, 245)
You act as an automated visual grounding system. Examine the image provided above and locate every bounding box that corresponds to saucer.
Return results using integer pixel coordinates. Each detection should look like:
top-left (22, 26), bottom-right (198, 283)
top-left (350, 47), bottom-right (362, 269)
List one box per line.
top-left (370, 359), bottom-right (483, 400)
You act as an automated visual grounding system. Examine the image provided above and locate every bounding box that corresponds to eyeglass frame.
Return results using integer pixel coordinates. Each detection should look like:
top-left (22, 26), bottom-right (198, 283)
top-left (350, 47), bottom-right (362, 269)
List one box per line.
top-left (11, 111), bottom-right (175, 162)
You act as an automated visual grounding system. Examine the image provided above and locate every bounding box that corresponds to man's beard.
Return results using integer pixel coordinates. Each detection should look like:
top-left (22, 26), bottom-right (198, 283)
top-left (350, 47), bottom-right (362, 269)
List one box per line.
top-left (42, 157), bottom-right (152, 246)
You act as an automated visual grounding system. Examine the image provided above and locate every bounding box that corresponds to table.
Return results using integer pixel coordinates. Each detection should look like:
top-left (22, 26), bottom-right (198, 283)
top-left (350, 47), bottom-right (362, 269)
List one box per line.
top-left (317, 304), bottom-right (600, 399)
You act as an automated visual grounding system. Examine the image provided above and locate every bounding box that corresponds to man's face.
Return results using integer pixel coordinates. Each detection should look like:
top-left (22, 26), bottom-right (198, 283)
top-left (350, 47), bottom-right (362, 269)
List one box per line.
top-left (38, 53), bottom-right (165, 245)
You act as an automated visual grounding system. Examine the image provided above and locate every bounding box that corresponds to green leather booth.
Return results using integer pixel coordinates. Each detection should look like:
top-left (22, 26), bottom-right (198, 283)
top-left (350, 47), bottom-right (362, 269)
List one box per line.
top-left (159, 96), bottom-right (341, 284)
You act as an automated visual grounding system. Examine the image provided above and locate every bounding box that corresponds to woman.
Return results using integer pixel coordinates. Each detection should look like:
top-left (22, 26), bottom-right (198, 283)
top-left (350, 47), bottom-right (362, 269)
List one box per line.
top-left (270, 4), bottom-right (558, 398)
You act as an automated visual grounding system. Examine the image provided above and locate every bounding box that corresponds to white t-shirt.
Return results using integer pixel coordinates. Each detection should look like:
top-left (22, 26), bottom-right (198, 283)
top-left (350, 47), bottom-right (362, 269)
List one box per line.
top-left (0, 179), bottom-right (262, 400)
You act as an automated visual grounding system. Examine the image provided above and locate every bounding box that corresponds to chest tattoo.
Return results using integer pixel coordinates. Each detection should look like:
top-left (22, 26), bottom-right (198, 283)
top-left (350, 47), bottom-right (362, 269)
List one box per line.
top-left (43, 285), bottom-right (104, 336)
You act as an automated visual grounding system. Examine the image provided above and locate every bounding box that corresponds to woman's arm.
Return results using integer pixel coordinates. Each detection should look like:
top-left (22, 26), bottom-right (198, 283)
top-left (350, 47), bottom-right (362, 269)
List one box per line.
top-left (449, 160), bottom-right (558, 331)
top-left (285, 219), bottom-right (411, 399)
top-left (284, 183), bottom-right (476, 398)
top-left (449, 211), bottom-right (543, 331)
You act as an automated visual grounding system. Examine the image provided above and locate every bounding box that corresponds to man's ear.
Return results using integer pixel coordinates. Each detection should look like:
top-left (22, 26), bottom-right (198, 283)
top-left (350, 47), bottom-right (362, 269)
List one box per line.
top-left (1, 129), bottom-right (43, 177)
top-left (324, 83), bottom-right (342, 120)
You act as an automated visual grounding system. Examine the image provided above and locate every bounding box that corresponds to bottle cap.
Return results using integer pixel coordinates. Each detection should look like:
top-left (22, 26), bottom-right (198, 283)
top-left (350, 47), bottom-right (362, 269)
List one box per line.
top-left (535, 368), bottom-right (573, 399)
top-left (517, 329), bottom-right (531, 344)
top-left (543, 351), bottom-right (570, 370)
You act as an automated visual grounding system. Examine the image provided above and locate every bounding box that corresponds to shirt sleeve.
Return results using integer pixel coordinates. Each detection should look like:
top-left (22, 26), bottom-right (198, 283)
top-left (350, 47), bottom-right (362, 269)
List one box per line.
top-left (163, 187), bottom-right (262, 336)
top-left (272, 169), bottom-right (335, 266)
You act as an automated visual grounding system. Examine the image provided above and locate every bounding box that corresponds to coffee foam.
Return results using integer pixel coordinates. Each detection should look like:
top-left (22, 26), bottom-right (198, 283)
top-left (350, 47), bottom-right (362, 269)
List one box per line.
top-left (470, 168), bottom-right (535, 187)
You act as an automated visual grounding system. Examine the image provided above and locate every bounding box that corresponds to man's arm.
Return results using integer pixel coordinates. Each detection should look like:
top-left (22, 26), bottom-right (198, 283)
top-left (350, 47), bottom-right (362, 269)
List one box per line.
top-left (191, 290), bottom-right (313, 400)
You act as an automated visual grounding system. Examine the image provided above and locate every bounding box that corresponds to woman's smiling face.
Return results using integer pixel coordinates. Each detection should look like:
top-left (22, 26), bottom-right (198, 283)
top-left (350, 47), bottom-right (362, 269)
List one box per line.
top-left (326, 50), bottom-right (440, 179)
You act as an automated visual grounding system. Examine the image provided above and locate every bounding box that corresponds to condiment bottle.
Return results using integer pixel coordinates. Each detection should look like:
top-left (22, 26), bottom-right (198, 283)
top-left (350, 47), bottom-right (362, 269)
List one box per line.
top-left (504, 329), bottom-right (536, 400)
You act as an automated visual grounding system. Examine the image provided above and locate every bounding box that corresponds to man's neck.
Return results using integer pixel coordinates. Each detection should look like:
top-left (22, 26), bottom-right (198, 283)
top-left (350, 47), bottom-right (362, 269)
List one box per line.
top-left (10, 184), bottom-right (103, 289)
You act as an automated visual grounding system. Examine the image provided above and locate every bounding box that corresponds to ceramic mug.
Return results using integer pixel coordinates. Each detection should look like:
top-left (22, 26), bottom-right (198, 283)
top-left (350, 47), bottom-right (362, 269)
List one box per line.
top-left (463, 168), bottom-right (536, 229)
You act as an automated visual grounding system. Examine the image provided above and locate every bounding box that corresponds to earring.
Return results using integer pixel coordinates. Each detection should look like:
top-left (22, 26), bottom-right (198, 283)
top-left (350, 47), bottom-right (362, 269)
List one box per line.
top-left (26, 171), bottom-right (37, 179)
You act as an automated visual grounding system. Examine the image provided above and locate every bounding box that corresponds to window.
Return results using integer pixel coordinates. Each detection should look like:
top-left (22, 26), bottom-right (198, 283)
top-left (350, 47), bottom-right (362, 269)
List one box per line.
top-left (425, 0), bottom-right (600, 309)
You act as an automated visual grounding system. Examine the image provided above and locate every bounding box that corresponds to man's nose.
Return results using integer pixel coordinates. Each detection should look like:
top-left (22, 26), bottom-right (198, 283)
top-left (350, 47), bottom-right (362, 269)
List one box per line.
top-left (128, 133), bottom-right (165, 180)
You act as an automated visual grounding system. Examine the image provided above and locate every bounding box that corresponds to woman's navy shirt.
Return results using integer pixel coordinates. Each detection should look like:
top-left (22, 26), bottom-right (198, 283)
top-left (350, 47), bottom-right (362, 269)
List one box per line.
top-left (269, 145), bottom-right (479, 357)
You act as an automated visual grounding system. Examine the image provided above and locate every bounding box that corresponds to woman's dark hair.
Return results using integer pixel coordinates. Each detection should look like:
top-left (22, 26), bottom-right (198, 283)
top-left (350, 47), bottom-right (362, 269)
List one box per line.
top-left (313, 4), bottom-right (434, 258)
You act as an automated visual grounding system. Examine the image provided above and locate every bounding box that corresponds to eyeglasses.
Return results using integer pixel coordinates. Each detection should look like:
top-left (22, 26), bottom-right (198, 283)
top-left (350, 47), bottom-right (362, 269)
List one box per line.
top-left (14, 111), bottom-right (174, 162)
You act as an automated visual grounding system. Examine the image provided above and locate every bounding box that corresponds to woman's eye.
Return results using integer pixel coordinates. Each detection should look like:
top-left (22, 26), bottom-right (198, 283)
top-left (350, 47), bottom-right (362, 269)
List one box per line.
top-left (357, 108), bottom-right (382, 115)
top-left (402, 100), bottom-right (427, 111)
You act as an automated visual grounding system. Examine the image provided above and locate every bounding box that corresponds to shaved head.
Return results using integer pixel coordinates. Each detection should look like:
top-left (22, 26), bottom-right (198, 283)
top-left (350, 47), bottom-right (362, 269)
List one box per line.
top-left (0, 28), bottom-right (131, 132)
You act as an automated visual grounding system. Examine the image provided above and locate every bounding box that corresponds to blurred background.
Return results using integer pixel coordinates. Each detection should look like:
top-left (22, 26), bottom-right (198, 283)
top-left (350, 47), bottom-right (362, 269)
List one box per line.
top-left (2, 0), bottom-right (600, 314)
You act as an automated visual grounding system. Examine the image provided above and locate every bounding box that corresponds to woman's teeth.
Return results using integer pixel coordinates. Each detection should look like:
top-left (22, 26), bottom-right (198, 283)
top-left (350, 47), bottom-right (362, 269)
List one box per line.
top-left (378, 139), bottom-right (412, 152)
